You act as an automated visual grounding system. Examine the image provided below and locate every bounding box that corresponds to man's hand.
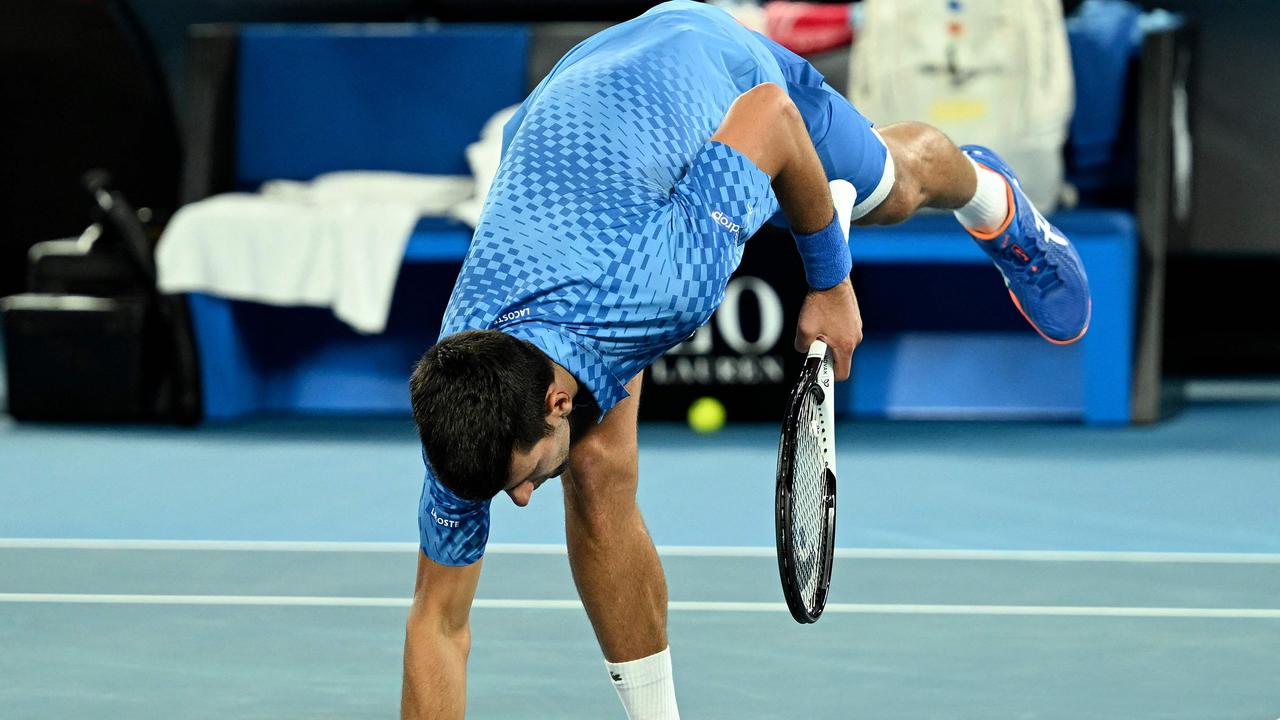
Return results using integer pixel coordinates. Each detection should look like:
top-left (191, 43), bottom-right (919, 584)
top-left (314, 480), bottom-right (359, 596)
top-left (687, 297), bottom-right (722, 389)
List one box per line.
top-left (795, 277), bottom-right (862, 381)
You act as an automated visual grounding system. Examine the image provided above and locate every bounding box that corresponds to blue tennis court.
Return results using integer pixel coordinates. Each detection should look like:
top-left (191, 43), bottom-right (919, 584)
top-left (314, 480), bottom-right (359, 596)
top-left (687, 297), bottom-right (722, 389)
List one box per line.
top-left (3, 401), bottom-right (1277, 719)
top-left (5, 2), bottom-right (1280, 718)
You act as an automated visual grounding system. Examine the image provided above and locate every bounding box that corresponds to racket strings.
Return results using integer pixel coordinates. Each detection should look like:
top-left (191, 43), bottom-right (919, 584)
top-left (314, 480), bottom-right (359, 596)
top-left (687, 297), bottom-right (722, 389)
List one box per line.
top-left (791, 388), bottom-right (829, 608)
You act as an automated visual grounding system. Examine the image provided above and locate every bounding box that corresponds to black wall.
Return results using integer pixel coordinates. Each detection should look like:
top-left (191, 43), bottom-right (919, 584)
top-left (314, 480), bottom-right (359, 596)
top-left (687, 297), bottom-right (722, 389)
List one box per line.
top-left (0, 0), bottom-right (180, 297)
top-left (1136, 0), bottom-right (1280, 256)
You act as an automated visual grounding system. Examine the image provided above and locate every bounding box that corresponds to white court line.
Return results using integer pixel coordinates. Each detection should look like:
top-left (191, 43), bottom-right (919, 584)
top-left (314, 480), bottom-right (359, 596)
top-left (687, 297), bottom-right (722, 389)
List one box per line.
top-left (0, 593), bottom-right (410, 608)
top-left (0, 539), bottom-right (416, 553)
top-left (1, 593), bottom-right (1278, 619)
top-left (1184, 378), bottom-right (1280, 402)
top-left (2, 538), bottom-right (1279, 564)
top-left (491, 545), bottom-right (1280, 564)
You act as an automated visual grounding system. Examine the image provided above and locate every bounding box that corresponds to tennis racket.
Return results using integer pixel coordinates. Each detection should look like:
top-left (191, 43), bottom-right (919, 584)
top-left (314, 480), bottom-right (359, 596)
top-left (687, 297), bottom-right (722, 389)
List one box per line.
top-left (774, 339), bottom-right (838, 623)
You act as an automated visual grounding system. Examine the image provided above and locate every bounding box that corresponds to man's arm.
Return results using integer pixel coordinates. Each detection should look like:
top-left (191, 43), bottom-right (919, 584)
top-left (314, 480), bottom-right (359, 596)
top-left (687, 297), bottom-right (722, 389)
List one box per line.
top-left (401, 551), bottom-right (483, 719)
top-left (711, 82), bottom-right (834, 235)
top-left (710, 82), bottom-right (863, 380)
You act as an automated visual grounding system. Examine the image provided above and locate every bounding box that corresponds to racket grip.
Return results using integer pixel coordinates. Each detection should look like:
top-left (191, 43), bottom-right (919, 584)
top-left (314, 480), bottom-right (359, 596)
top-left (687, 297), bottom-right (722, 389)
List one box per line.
top-left (806, 339), bottom-right (829, 361)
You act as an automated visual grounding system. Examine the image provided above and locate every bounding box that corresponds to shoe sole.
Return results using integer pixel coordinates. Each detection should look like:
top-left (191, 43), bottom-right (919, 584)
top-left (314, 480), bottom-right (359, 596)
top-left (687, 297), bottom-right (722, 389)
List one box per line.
top-left (1007, 289), bottom-right (1091, 345)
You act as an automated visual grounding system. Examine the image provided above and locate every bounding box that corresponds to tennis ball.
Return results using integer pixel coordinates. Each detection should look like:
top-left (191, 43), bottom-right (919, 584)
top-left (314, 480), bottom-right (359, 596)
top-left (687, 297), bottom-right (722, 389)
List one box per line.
top-left (688, 396), bottom-right (726, 434)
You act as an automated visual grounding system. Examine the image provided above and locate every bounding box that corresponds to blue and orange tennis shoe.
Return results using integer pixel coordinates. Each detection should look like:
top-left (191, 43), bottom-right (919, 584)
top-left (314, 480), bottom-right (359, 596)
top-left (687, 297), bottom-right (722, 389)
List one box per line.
top-left (961, 145), bottom-right (1092, 344)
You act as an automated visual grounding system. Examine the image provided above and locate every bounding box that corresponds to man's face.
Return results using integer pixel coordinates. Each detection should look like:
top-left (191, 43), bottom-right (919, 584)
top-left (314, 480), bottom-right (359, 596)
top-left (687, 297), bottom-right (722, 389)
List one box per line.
top-left (503, 416), bottom-right (570, 507)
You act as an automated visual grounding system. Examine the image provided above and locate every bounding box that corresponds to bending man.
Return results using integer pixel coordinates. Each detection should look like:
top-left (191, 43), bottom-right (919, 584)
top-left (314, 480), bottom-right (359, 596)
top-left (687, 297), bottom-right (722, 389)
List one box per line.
top-left (402, 2), bottom-right (1090, 717)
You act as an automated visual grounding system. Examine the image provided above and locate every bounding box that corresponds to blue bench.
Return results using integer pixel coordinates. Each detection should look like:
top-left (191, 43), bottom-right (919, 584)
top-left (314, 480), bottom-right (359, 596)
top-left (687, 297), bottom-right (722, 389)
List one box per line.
top-left (193, 213), bottom-right (1135, 424)
top-left (189, 25), bottom-right (527, 419)
top-left (845, 212), bottom-right (1135, 424)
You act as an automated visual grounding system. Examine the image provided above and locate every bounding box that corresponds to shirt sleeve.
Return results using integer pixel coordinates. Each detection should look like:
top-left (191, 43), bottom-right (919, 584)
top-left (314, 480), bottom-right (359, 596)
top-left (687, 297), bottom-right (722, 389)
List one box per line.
top-left (418, 462), bottom-right (491, 567)
top-left (671, 140), bottom-right (779, 245)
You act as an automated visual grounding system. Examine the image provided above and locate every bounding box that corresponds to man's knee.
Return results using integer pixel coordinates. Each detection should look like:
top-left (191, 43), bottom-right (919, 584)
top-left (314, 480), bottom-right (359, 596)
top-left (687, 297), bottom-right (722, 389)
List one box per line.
top-left (563, 439), bottom-right (639, 532)
top-left (857, 122), bottom-right (954, 226)
top-left (881, 121), bottom-right (952, 166)
top-left (856, 185), bottom-right (918, 226)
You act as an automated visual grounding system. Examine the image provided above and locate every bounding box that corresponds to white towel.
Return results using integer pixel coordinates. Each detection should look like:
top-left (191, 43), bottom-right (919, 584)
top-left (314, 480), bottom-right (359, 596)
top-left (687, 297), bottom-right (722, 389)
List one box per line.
top-left (262, 171), bottom-right (474, 216)
top-left (156, 193), bottom-right (420, 334)
top-left (450, 105), bottom-right (520, 227)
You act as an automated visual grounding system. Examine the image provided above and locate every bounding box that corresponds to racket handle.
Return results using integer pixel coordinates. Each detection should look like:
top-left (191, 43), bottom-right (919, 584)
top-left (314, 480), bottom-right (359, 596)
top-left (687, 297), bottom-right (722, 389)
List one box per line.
top-left (806, 339), bottom-right (829, 361)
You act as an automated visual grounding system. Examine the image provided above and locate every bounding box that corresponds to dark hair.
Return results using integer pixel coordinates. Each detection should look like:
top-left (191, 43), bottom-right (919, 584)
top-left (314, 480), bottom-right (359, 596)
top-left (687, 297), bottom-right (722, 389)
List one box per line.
top-left (410, 329), bottom-right (555, 501)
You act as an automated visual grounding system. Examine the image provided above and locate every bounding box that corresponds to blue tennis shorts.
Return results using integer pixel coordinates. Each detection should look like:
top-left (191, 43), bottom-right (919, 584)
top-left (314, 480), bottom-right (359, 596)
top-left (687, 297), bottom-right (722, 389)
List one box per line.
top-left (753, 32), bottom-right (895, 223)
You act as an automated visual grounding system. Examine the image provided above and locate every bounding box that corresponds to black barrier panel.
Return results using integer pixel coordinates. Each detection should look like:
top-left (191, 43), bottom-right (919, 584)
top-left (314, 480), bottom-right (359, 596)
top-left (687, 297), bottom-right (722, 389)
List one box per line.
top-left (640, 224), bottom-right (808, 423)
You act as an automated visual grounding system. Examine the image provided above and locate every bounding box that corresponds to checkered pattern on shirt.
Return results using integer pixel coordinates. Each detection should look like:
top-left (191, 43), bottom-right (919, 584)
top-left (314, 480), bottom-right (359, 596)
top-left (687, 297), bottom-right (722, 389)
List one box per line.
top-left (442, 19), bottom-right (780, 413)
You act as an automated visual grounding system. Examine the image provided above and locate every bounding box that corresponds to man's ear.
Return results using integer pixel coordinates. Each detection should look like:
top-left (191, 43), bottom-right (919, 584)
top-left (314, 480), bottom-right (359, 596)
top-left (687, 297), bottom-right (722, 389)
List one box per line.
top-left (546, 383), bottom-right (574, 419)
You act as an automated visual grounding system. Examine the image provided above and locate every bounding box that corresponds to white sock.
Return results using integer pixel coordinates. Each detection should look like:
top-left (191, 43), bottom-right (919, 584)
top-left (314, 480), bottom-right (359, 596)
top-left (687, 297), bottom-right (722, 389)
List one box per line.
top-left (955, 157), bottom-right (1010, 234)
top-left (605, 647), bottom-right (680, 720)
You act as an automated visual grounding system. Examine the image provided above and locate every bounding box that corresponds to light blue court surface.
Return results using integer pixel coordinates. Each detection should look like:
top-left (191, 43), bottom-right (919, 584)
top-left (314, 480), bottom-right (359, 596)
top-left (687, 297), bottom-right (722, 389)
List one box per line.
top-left (1, 402), bottom-right (1278, 719)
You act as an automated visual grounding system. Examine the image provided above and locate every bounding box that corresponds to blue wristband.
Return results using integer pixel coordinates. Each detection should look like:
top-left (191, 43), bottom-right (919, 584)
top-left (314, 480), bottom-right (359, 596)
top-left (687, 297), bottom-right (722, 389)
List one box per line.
top-left (793, 214), bottom-right (851, 290)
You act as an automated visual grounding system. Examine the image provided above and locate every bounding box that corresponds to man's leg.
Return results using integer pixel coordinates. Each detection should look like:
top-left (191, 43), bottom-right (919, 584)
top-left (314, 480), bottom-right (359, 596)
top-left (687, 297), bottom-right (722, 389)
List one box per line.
top-left (853, 122), bottom-right (1092, 342)
top-left (562, 373), bottom-right (678, 719)
top-left (757, 26), bottom-right (1088, 341)
top-left (855, 121), bottom-right (994, 226)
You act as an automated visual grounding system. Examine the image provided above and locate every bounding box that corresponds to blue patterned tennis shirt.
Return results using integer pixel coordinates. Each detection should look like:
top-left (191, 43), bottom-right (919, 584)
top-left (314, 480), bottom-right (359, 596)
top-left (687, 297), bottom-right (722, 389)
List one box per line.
top-left (420, 1), bottom-right (787, 565)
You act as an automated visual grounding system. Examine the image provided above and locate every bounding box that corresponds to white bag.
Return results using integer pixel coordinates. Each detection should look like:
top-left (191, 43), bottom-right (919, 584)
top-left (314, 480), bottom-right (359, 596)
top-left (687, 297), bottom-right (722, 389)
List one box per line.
top-left (848, 0), bottom-right (1073, 211)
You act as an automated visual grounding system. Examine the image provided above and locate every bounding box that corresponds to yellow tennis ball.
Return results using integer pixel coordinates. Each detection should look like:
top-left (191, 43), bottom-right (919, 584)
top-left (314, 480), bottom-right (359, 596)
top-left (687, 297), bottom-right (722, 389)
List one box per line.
top-left (687, 397), bottom-right (726, 434)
